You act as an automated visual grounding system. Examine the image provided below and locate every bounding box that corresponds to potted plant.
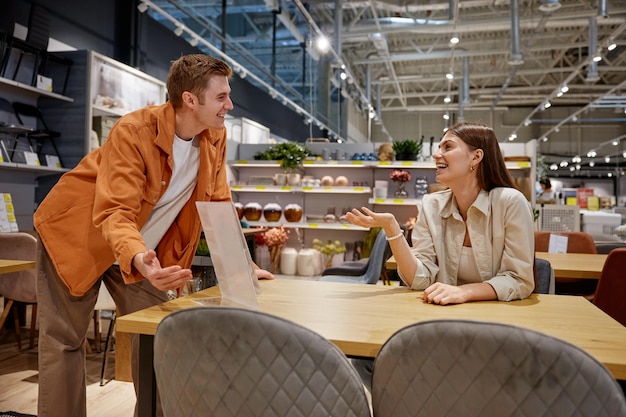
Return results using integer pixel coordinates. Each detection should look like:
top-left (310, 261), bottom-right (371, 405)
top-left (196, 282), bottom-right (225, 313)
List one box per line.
top-left (392, 139), bottom-right (422, 161)
top-left (254, 142), bottom-right (311, 173)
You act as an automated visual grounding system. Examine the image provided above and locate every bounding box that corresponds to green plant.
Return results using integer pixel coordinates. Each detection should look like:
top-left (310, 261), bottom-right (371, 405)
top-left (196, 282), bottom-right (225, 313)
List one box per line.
top-left (254, 142), bottom-right (311, 172)
top-left (312, 238), bottom-right (347, 267)
top-left (392, 139), bottom-right (422, 160)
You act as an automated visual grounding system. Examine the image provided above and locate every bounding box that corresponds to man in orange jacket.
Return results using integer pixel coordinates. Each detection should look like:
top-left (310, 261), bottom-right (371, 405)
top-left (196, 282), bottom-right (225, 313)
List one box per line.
top-left (35, 54), bottom-right (273, 417)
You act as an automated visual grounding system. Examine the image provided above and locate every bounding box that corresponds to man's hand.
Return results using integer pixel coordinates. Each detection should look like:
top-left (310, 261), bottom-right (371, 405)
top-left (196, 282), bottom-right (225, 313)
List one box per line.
top-left (255, 269), bottom-right (275, 280)
top-left (133, 250), bottom-right (192, 291)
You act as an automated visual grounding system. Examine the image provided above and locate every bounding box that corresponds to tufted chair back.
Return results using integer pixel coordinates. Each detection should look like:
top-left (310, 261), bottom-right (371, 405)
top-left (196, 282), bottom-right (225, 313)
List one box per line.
top-left (0, 232), bottom-right (39, 349)
top-left (372, 319), bottom-right (626, 417)
top-left (154, 307), bottom-right (371, 417)
top-left (593, 248), bottom-right (626, 327)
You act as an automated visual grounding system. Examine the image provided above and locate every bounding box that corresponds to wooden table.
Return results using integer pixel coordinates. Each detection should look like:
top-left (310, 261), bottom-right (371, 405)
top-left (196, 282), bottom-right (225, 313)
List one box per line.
top-left (117, 279), bottom-right (626, 417)
top-left (535, 252), bottom-right (606, 280)
top-left (0, 259), bottom-right (36, 274)
top-left (386, 252), bottom-right (607, 280)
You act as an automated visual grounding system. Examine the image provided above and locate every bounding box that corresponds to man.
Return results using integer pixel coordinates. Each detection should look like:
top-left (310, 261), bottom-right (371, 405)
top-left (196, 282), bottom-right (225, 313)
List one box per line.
top-left (35, 54), bottom-right (272, 417)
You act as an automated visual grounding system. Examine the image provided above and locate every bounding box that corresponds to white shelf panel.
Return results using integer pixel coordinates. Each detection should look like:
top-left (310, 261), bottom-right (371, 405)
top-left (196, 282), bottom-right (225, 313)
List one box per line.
top-left (0, 76), bottom-right (74, 102)
top-left (231, 185), bottom-right (371, 194)
top-left (0, 161), bottom-right (70, 174)
top-left (230, 159), bottom-right (529, 171)
top-left (244, 220), bottom-right (368, 231)
top-left (369, 198), bottom-right (421, 206)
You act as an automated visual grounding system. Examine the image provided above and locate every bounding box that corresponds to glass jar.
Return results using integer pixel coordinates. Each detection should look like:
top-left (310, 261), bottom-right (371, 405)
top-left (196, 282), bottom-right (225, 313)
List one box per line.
top-left (414, 176), bottom-right (429, 200)
top-left (243, 202), bottom-right (262, 221)
top-left (284, 203), bottom-right (303, 222)
top-left (263, 203), bottom-right (282, 222)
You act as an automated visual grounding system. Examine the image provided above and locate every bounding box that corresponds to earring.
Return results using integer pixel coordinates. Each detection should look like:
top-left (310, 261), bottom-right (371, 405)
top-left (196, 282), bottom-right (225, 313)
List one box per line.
top-left (470, 164), bottom-right (475, 172)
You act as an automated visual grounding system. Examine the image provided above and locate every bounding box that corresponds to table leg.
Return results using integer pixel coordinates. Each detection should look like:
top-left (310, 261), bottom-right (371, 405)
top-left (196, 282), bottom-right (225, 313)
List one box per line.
top-left (137, 334), bottom-right (156, 417)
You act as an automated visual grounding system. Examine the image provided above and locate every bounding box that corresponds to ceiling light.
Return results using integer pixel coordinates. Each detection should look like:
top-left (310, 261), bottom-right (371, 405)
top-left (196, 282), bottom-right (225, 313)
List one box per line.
top-left (556, 91), bottom-right (563, 98)
top-left (538, 0), bottom-right (561, 12)
top-left (572, 156), bottom-right (581, 163)
top-left (569, 166), bottom-right (576, 172)
top-left (189, 37), bottom-right (198, 47)
top-left (605, 156), bottom-right (611, 163)
top-left (523, 119), bottom-right (531, 126)
top-left (550, 164), bottom-right (558, 170)
top-left (608, 39), bottom-right (617, 51)
top-left (316, 36), bottom-right (330, 53)
top-left (449, 33), bottom-right (459, 45)
top-left (589, 161), bottom-right (595, 167)
top-left (543, 100), bottom-right (551, 109)
top-left (445, 71), bottom-right (454, 80)
top-left (443, 112), bottom-right (450, 120)
top-left (612, 140), bottom-right (619, 146)
top-left (541, 137), bottom-right (548, 142)
top-left (444, 95), bottom-right (451, 103)
top-left (592, 51), bottom-right (602, 62)
top-left (623, 151), bottom-right (626, 158)
top-left (587, 150), bottom-right (597, 158)
top-left (572, 115), bottom-right (578, 122)
top-left (174, 26), bottom-right (184, 37)
top-left (560, 160), bottom-right (568, 167)
top-left (339, 72), bottom-right (347, 81)
top-left (137, 2), bottom-right (149, 13)
top-left (608, 172), bottom-right (613, 177)
top-left (560, 84), bottom-right (569, 93)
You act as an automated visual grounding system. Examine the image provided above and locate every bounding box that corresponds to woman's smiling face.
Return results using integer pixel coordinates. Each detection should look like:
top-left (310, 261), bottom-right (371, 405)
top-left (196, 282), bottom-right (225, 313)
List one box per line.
top-left (433, 132), bottom-right (475, 186)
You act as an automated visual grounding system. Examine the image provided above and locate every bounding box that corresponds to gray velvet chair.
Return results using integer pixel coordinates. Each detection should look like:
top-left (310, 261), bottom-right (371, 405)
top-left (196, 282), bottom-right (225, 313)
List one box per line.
top-left (154, 307), bottom-right (371, 417)
top-left (319, 229), bottom-right (389, 284)
top-left (0, 232), bottom-right (39, 349)
top-left (372, 319), bottom-right (626, 417)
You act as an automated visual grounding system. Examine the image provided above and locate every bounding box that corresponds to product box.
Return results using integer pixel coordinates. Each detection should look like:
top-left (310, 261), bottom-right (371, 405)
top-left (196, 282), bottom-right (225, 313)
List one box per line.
top-left (576, 188), bottom-right (594, 209)
top-left (36, 74), bottom-right (53, 92)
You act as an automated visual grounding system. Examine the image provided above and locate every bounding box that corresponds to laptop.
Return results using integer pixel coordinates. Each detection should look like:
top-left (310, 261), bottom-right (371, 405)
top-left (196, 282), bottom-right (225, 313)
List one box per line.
top-left (195, 201), bottom-right (261, 309)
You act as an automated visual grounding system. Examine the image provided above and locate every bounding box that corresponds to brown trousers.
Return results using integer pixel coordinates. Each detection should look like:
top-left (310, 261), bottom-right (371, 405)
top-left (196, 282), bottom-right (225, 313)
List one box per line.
top-left (37, 242), bottom-right (168, 417)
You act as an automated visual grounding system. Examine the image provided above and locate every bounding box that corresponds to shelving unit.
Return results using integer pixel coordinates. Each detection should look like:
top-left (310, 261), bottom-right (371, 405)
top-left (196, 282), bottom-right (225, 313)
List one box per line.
top-left (228, 140), bottom-right (536, 248)
top-left (0, 75), bottom-right (74, 230)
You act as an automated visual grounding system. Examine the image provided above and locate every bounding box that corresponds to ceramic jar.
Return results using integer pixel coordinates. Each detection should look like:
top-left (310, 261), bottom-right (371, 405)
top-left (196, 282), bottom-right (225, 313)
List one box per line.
top-left (234, 202), bottom-right (244, 220)
top-left (284, 203), bottom-right (303, 222)
top-left (243, 202), bottom-right (262, 221)
top-left (263, 203), bottom-right (282, 222)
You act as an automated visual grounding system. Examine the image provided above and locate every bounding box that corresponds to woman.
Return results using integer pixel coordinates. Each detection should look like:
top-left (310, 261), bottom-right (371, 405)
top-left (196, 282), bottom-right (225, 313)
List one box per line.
top-left (538, 177), bottom-right (556, 201)
top-left (347, 122), bottom-right (535, 305)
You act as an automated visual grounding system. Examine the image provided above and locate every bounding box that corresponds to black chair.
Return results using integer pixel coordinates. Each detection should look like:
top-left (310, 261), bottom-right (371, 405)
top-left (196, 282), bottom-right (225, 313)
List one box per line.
top-left (1, 5), bottom-right (51, 87)
top-left (12, 101), bottom-right (63, 167)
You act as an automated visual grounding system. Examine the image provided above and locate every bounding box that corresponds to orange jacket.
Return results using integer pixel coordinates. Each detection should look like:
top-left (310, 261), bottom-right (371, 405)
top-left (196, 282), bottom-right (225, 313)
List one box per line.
top-left (34, 102), bottom-right (231, 296)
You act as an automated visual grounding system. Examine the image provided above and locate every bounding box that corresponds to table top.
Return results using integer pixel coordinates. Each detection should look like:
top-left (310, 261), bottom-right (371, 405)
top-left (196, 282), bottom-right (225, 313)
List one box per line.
top-left (0, 259), bottom-right (36, 274)
top-left (535, 252), bottom-right (606, 279)
top-left (117, 278), bottom-right (626, 379)
top-left (386, 252), bottom-right (607, 280)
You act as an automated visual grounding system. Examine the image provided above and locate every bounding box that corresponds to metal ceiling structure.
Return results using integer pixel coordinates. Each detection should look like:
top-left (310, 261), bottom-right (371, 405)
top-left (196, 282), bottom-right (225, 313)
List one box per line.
top-left (138, 0), bottom-right (626, 176)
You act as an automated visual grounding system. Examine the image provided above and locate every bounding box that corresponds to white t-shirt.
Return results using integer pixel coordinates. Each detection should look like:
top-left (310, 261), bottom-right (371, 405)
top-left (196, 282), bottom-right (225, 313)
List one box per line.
top-left (141, 135), bottom-right (200, 250)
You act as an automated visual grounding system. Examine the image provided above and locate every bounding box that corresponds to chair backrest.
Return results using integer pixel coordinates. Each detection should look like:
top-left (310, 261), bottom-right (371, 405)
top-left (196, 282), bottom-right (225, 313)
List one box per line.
top-left (534, 257), bottom-right (555, 294)
top-left (25, 5), bottom-right (50, 51)
top-left (361, 229), bottom-right (389, 284)
top-left (154, 307), bottom-right (371, 417)
top-left (593, 248), bottom-right (626, 327)
top-left (0, 232), bottom-right (38, 303)
top-left (372, 319), bottom-right (626, 417)
top-left (318, 229), bottom-right (389, 284)
top-left (534, 231), bottom-right (598, 254)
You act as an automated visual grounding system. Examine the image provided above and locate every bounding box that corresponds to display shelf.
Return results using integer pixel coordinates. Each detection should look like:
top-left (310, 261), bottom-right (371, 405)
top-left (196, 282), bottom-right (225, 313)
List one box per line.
top-left (369, 197), bottom-right (422, 206)
top-left (92, 104), bottom-right (127, 118)
top-left (0, 76), bottom-right (74, 103)
top-left (231, 185), bottom-right (371, 194)
top-left (192, 256), bottom-right (213, 266)
top-left (244, 220), bottom-right (368, 231)
top-left (0, 161), bottom-right (69, 174)
top-left (230, 159), bottom-right (530, 171)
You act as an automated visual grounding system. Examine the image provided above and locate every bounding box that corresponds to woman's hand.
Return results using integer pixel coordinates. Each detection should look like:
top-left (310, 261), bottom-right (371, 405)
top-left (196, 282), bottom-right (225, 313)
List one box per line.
top-left (421, 282), bottom-right (468, 305)
top-left (345, 207), bottom-right (397, 230)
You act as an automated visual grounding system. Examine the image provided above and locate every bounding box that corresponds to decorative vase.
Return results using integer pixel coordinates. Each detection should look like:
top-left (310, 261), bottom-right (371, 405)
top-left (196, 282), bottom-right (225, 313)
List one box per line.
top-left (394, 181), bottom-right (409, 198)
top-left (269, 245), bottom-right (281, 274)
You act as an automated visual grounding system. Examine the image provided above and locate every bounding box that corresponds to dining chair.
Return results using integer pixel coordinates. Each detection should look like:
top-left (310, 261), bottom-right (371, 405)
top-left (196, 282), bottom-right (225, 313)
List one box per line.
top-left (0, 232), bottom-right (39, 350)
top-left (593, 248), bottom-right (626, 327)
top-left (371, 319), bottom-right (626, 417)
top-left (318, 229), bottom-right (390, 284)
top-left (153, 307), bottom-right (371, 417)
top-left (534, 257), bottom-right (555, 294)
top-left (534, 231), bottom-right (598, 296)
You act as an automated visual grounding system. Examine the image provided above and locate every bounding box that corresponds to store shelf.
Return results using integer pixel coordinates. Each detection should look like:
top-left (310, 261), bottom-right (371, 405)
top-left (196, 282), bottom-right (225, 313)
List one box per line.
top-left (231, 185), bottom-right (371, 194)
top-left (0, 161), bottom-right (70, 174)
top-left (244, 220), bottom-right (369, 231)
top-left (230, 159), bottom-right (530, 171)
top-left (0, 76), bottom-right (74, 103)
top-left (192, 256), bottom-right (213, 266)
top-left (369, 197), bottom-right (422, 206)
